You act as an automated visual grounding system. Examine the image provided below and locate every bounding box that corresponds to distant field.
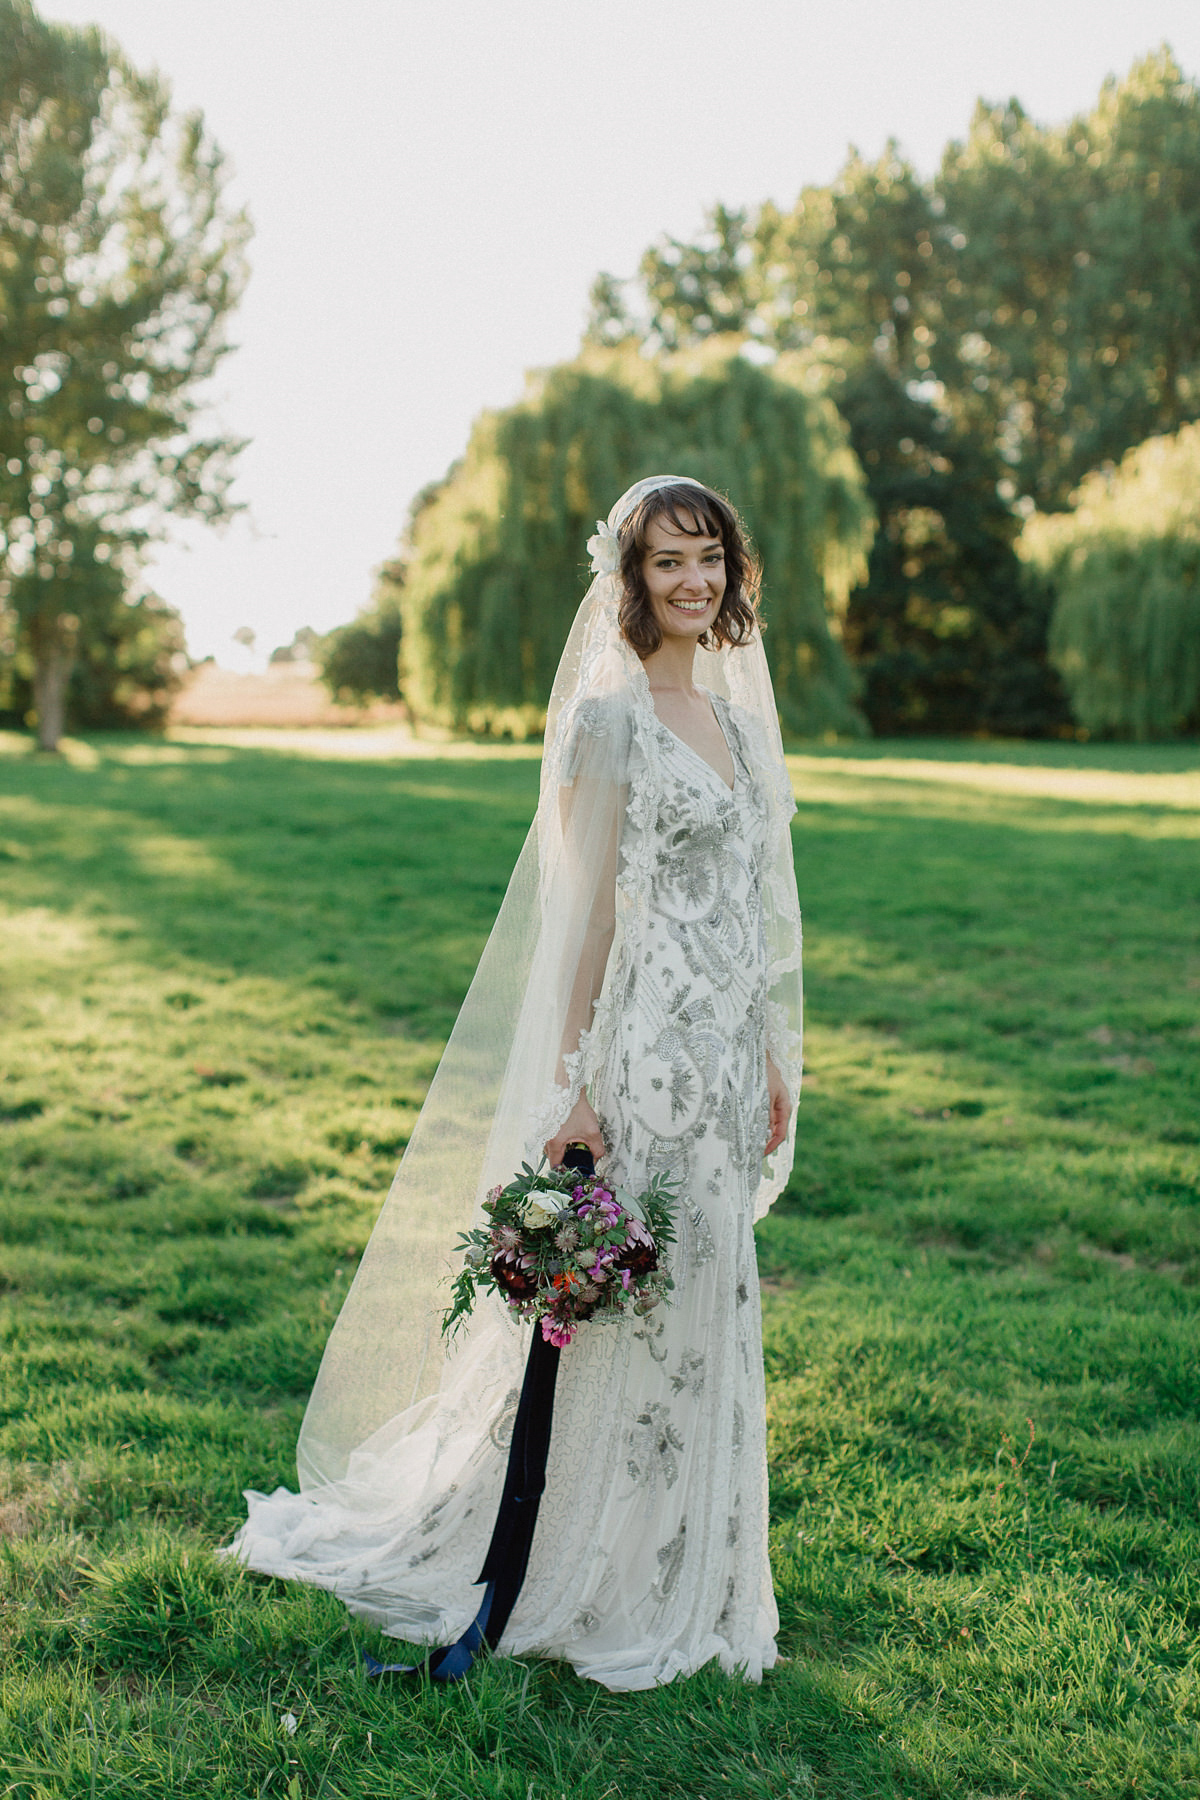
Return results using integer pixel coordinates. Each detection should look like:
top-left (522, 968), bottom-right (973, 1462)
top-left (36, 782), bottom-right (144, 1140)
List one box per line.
top-left (169, 661), bottom-right (408, 729)
top-left (0, 728), bottom-right (1197, 1799)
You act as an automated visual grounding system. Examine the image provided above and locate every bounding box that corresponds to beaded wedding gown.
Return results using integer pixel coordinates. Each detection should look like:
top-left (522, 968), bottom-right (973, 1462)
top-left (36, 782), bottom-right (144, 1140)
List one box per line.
top-left (226, 474), bottom-right (803, 1693)
top-left (229, 693), bottom-right (784, 1690)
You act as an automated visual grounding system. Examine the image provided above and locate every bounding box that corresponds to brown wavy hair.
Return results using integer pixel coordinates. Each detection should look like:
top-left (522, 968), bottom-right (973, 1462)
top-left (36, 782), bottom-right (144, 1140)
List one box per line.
top-left (616, 481), bottom-right (761, 658)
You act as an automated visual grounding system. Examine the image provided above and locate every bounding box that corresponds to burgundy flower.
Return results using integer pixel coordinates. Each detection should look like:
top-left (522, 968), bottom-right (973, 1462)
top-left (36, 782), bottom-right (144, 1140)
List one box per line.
top-left (491, 1248), bottom-right (538, 1298)
top-left (616, 1219), bottom-right (658, 1276)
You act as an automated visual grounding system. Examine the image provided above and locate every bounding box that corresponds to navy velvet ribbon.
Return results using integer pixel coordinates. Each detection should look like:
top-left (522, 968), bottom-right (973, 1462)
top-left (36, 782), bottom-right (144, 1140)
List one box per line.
top-left (362, 1145), bottom-right (590, 1683)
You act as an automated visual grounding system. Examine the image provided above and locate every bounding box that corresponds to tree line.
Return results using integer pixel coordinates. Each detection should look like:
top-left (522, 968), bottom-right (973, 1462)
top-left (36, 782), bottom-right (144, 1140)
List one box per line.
top-left (396, 44), bottom-right (1199, 741)
top-left (3, 13), bottom-right (1199, 744)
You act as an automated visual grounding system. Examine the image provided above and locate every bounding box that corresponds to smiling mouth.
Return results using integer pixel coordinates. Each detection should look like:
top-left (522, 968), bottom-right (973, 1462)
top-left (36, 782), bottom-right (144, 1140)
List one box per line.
top-left (670, 597), bottom-right (711, 613)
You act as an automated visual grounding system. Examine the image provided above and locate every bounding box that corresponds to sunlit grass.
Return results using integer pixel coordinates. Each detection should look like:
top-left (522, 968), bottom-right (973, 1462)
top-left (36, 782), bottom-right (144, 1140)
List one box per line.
top-left (788, 750), bottom-right (1200, 814)
top-left (0, 728), bottom-right (1197, 1798)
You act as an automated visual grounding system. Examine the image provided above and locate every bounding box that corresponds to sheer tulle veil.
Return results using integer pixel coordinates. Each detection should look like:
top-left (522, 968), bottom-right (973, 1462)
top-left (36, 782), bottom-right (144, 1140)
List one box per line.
top-left (296, 475), bottom-right (803, 1491)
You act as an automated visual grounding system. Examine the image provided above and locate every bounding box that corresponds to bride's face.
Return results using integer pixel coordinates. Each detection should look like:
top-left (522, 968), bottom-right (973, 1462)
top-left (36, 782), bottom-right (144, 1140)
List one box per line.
top-left (640, 513), bottom-right (727, 642)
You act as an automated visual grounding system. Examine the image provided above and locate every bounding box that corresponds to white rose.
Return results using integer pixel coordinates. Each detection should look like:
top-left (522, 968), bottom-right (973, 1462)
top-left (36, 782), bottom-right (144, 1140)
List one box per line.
top-left (522, 1193), bottom-right (562, 1230)
top-left (585, 520), bottom-right (621, 576)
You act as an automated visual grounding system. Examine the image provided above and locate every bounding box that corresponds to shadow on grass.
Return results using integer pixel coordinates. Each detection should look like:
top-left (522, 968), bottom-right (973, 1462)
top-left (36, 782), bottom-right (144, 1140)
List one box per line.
top-left (2, 733), bottom-right (1199, 1797)
top-left (0, 741), bottom-right (539, 1038)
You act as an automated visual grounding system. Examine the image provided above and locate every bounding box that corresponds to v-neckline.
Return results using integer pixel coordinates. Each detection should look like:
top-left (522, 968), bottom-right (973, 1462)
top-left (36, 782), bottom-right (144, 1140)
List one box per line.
top-left (652, 691), bottom-right (737, 794)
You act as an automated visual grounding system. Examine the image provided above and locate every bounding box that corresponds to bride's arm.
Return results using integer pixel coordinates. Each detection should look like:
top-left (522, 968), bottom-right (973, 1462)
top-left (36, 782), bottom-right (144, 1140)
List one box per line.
top-left (764, 1052), bottom-right (792, 1156)
top-left (542, 767), bottom-right (623, 1167)
top-left (552, 773), bottom-right (619, 1086)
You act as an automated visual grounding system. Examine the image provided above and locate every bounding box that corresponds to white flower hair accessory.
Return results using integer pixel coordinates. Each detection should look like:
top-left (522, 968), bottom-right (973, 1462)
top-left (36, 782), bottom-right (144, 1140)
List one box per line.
top-left (586, 519), bottom-right (621, 577)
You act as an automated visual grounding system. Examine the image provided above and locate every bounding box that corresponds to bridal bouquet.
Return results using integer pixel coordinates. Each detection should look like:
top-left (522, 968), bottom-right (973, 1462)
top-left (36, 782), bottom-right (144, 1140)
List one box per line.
top-left (442, 1161), bottom-right (677, 1348)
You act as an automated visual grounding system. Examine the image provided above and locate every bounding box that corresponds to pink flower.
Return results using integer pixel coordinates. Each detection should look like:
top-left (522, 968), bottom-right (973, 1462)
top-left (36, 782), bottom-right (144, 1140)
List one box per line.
top-left (541, 1317), bottom-right (575, 1348)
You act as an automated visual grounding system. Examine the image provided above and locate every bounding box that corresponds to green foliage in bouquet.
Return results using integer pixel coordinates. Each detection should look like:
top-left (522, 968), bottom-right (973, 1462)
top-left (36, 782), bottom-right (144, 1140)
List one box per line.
top-left (443, 1160), bottom-right (677, 1348)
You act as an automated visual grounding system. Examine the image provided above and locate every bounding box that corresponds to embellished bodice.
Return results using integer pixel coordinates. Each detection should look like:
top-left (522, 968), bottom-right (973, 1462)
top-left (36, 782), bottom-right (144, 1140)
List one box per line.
top-left (593, 693), bottom-right (774, 1204)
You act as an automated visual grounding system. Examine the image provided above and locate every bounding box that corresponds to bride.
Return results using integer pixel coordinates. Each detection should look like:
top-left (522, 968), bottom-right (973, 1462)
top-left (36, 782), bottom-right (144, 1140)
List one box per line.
top-left (226, 475), bottom-right (804, 1693)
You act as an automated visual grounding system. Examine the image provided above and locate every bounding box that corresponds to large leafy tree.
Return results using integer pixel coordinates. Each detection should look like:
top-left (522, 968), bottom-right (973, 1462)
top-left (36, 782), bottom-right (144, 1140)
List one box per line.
top-left (836, 361), bottom-right (1067, 735)
top-left (1021, 423), bottom-right (1200, 739)
top-left (401, 341), bottom-right (874, 737)
top-left (937, 48), bottom-right (1200, 508)
top-left (0, 0), bottom-right (249, 749)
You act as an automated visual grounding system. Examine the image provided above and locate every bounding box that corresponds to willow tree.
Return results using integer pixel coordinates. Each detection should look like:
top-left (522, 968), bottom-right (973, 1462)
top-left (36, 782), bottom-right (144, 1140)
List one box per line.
top-left (1021, 424), bottom-right (1200, 738)
top-left (401, 341), bottom-right (873, 737)
top-left (0, 0), bottom-right (249, 749)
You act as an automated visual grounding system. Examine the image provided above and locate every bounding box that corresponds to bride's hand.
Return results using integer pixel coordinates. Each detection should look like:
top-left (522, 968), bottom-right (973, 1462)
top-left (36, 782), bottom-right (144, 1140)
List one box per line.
top-left (765, 1056), bottom-right (792, 1157)
top-left (545, 1093), bottom-right (606, 1169)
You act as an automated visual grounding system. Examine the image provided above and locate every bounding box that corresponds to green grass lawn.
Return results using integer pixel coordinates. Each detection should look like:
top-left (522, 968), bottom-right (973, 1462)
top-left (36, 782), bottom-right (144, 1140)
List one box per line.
top-left (1, 727), bottom-right (1197, 1800)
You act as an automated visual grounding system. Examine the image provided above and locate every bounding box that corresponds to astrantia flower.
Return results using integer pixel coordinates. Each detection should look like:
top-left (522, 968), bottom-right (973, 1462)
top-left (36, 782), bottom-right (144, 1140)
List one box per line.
top-left (586, 520), bottom-right (621, 576)
top-left (494, 1224), bottom-right (522, 1252)
top-left (555, 1224), bottom-right (581, 1251)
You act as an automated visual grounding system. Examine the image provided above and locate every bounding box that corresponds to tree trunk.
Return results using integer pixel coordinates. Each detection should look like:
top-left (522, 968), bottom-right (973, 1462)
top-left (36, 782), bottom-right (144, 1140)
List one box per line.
top-left (30, 613), bottom-right (78, 753)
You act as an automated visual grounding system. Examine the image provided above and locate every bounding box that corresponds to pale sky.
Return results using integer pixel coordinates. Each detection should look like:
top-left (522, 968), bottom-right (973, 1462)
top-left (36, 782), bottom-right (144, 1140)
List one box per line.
top-left (34, 0), bottom-right (1200, 667)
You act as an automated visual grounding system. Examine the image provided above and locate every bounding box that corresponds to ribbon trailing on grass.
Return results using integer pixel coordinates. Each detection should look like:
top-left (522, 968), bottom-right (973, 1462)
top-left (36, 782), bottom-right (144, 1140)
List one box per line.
top-left (362, 1145), bottom-right (590, 1683)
